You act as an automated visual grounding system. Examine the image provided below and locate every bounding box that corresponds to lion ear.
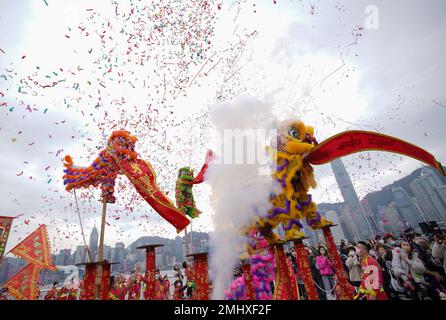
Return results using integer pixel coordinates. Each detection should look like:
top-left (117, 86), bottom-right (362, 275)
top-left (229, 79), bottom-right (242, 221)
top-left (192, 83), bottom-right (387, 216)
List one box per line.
top-left (306, 126), bottom-right (314, 137)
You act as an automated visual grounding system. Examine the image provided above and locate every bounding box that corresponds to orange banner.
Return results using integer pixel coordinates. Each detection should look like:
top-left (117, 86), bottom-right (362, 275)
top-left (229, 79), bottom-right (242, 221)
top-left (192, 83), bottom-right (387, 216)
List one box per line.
top-left (4, 263), bottom-right (41, 300)
top-left (306, 130), bottom-right (445, 176)
top-left (9, 225), bottom-right (56, 271)
top-left (119, 159), bottom-right (190, 231)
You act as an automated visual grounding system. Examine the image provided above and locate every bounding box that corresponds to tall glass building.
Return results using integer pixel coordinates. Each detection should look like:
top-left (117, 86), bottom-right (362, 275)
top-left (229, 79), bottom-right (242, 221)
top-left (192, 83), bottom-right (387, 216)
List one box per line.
top-left (392, 187), bottom-right (424, 231)
top-left (330, 159), bottom-right (373, 240)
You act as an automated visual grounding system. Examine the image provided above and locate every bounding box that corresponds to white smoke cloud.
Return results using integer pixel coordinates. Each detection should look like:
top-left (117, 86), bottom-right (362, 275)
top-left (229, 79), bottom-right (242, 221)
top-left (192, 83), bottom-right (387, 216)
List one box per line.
top-left (207, 96), bottom-right (274, 299)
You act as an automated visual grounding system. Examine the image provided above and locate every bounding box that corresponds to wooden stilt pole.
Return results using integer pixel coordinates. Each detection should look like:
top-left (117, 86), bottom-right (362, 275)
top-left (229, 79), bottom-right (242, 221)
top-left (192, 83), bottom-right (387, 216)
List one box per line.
top-left (95, 199), bottom-right (107, 299)
top-left (98, 199), bottom-right (107, 262)
top-left (73, 190), bottom-right (92, 263)
top-left (184, 227), bottom-right (190, 257)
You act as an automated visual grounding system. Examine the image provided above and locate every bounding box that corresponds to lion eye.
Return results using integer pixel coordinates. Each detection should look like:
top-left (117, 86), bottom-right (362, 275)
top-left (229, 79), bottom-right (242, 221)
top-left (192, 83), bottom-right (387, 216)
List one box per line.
top-left (288, 128), bottom-right (300, 139)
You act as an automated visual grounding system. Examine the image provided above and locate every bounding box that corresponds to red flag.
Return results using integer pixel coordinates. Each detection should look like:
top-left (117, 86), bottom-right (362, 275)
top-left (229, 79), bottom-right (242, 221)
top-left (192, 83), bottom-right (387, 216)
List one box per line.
top-left (0, 216), bottom-right (14, 260)
top-left (306, 130), bottom-right (445, 176)
top-left (9, 225), bottom-right (56, 271)
top-left (3, 263), bottom-right (41, 300)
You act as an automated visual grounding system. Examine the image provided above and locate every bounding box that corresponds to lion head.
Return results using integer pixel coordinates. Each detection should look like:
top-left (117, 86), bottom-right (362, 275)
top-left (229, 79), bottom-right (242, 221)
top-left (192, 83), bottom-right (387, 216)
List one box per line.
top-left (272, 119), bottom-right (318, 155)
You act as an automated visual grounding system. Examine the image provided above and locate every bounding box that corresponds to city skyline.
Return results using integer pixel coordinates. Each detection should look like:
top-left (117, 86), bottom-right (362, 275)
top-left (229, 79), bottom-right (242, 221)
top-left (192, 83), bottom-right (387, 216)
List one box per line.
top-left (2, 162), bottom-right (444, 285)
top-left (52, 162), bottom-right (446, 253)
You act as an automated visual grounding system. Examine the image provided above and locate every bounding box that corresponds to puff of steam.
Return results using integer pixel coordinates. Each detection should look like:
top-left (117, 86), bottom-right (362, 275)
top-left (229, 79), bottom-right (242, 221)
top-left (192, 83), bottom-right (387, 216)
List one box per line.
top-left (207, 96), bottom-right (274, 299)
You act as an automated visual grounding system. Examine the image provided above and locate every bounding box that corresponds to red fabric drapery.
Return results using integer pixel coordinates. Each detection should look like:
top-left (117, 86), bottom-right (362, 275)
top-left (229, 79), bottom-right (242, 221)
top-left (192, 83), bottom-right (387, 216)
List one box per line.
top-left (139, 245), bottom-right (161, 300)
top-left (119, 159), bottom-right (190, 231)
top-left (272, 244), bottom-right (299, 300)
top-left (322, 226), bottom-right (355, 300)
top-left (192, 150), bottom-right (215, 184)
top-left (80, 264), bottom-right (96, 300)
top-left (306, 130), bottom-right (445, 176)
top-left (100, 263), bottom-right (111, 300)
top-left (242, 262), bottom-right (255, 300)
top-left (294, 240), bottom-right (319, 300)
top-left (190, 253), bottom-right (210, 300)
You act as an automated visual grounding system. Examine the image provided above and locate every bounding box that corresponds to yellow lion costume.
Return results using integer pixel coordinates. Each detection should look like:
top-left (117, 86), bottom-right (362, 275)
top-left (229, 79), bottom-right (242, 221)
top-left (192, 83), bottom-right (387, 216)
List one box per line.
top-left (253, 119), bottom-right (332, 246)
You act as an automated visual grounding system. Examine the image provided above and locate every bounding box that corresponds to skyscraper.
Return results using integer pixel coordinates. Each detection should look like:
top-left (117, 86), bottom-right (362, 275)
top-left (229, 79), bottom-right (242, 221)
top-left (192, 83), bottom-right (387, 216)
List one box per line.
top-left (103, 245), bottom-right (112, 261)
top-left (410, 170), bottom-right (446, 221)
top-left (324, 211), bottom-right (346, 243)
top-left (112, 242), bottom-right (125, 273)
top-left (381, 202), bottom-right (404, 234)
top-left (74, 245), bottom-right (86, 265)
top-left (392, 187), bottom-right (424, 230)
top-left (330, 159), bottom-right (373, 240)
top-left (89, 225), bottom-right (99, 261)
top-left (436, 185), bottom-right (446, 218)
top-left (361, 197), bottom-right (383, 234)
top-left (338, 205), bottom-right (357, 242)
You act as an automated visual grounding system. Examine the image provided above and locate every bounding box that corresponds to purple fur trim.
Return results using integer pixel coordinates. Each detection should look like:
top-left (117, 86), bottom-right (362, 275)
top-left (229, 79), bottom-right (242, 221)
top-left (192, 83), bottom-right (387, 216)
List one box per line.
top-left (307, 211), bottom-right (322, 226)
top-left (283, 219), bottom-right (303, 230)
top-left (268, 199), bottom-right (290, 218)
top-left (299, 194), bottom-right (312, 206)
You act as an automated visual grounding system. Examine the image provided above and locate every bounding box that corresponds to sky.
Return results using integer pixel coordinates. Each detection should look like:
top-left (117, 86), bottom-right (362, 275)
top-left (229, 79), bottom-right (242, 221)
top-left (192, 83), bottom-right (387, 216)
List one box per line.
top-left (1, 0), bottom-right (445, 254)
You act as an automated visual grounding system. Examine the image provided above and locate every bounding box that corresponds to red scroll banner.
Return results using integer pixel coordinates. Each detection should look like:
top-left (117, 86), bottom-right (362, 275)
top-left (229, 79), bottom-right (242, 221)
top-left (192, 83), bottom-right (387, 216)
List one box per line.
top-left (138, 244), bottom-right (161, 300)
top-left (80, 264), bottom-right (96, 300)
top-left (190, 253), bottom-right (210, 300)
top-left (294, 240), bottom-right (319, 300)
top-left (272, 244), bottom-right (299, 300)
top-left (323, 226), bottom-right (355, 300)
top-left (242, 262), bottom-right (255, 300)
top-left (100, 262), bottom-right (112, 300)
top-left (306, 130), bottom-right (445, 176)
top-left (119, 159), bottom-right (190, 231)
top-left (0, 216), bottom-right (14, 261)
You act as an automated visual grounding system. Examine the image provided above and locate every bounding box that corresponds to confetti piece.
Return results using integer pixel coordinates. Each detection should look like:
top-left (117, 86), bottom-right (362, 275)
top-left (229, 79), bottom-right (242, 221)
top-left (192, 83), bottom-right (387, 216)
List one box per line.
top-left (44, 108), bottom-right (48, 113)
top-left (43, 0), bottom-right (48, 6)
